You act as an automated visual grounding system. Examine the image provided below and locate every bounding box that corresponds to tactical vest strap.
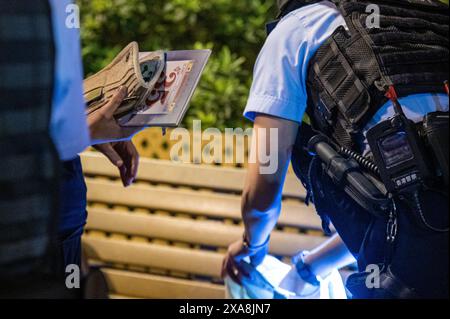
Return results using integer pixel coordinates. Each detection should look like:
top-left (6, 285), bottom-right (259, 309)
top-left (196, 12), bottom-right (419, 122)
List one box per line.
top-left (307, 0), bottom-right (449, 148)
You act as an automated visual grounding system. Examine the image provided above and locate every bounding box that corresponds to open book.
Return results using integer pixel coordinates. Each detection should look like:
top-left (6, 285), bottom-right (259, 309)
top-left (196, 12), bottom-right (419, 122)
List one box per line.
top-left (84, 42), bottom-right (211, 128)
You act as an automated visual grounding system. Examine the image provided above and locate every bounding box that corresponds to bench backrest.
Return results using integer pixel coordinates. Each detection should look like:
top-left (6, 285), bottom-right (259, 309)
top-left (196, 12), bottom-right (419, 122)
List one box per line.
top-left (80, 152), bottom-right (327, 299)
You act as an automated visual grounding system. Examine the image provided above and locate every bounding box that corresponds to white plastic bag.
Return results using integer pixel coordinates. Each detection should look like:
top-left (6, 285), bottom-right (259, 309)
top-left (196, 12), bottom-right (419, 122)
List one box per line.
top-left (225, 255), bottom-right (347, 299)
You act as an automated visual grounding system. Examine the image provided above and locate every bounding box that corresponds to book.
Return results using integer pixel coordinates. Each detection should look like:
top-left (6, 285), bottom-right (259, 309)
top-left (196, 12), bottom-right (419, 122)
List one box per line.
top-left (118, 50), bottom-right (211, 127)
top-left (83, 42), bottom-right (211, 128)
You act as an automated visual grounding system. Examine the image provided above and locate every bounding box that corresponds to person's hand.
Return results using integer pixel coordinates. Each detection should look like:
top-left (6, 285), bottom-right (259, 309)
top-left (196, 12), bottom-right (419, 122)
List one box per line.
top-left (279, 266), bottom-right (319, 297)
top-left (94, 140), bottom-right (139, 187)
top-left (87, 86), bottom-right (145, 144)
top-left (221, 237), bottom-right (269, 284)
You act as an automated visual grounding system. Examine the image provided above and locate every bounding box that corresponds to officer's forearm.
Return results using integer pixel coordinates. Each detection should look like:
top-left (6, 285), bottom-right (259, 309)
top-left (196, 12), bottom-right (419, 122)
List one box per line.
top-left (241, 144), bottom-right (290, 247)
top-left (241, 186), bottom-right (283, 247)
top-left (241, 114), bottom-right (299, 247)
top-left (303, 234), bottom-right (356, 278)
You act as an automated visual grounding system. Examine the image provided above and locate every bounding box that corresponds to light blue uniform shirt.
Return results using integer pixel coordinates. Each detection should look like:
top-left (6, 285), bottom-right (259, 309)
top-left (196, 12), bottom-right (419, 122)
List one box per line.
top-left (244, 1), bottom-right (448, 140)
top-left (49, 0), bottom-right (90, 161)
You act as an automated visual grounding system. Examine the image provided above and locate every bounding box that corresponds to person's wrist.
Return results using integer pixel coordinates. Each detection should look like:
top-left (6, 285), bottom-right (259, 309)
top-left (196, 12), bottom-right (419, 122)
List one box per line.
top-left (303, 251), bottom-right (334, 279)
top-left (242, 233), bottom-right (270, 267)
top-left (242, 233), bottom-right (269, 252)
top-left (293, 251), bottom-right (320, 287)
top-left (87, 116), bottom-right (102, 143)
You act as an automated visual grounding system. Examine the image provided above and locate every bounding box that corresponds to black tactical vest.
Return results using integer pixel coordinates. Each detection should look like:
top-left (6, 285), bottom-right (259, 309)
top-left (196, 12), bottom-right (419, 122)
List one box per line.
top-left (291, 0), bottom-right (449, 228)
top-left (306, 0), bottom-right (449, 150)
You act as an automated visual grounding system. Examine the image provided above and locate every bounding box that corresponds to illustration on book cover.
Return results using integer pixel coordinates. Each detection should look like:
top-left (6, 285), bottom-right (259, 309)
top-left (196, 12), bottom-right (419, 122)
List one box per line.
top-left (136, 60), bottom-right (194, 115)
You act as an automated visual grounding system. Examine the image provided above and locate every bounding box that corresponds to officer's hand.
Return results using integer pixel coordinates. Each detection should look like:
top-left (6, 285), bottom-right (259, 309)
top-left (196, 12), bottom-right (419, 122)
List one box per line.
top-left (94, 140), bottom-right (140, 187)
top-left (221, 238), bottom-right (269, 284)
top-left (87, 86), bottom-right (145, 145)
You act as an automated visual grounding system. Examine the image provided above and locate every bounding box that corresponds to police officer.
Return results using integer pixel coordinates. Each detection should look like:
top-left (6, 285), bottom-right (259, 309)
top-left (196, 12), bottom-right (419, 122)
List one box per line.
top-left (222, 0), bottom-right (449, 299)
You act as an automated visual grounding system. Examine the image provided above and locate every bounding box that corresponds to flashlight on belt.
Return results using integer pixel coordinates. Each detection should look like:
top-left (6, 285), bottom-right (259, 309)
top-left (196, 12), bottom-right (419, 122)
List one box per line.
top-left (308, 135), bottom-right (390, 215)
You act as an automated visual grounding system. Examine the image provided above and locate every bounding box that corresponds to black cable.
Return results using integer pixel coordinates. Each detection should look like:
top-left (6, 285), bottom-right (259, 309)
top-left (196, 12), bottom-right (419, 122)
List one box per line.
top-left (413, 190), bottom-right (449, 233)
top-left (339, 146), bottom-right (380, 176)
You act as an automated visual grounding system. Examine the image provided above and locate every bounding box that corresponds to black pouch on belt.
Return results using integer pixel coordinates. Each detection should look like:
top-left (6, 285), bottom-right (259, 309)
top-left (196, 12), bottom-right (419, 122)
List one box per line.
top-left (423, 112), bottom-right (449, 186)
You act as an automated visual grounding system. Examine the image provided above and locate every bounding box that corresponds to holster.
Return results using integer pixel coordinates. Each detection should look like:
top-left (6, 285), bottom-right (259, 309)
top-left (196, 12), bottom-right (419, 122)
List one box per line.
top-left (346, 266), bottom-right (419, 299)
top-left (423, 112), bottom-right (449, 187)
top-left (83, 42), bottom-right (165, 119)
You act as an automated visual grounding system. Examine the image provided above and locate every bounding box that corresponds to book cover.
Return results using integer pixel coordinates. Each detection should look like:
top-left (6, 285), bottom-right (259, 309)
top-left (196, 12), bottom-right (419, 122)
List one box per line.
top-left (118, 49), bottom-right (211, 127)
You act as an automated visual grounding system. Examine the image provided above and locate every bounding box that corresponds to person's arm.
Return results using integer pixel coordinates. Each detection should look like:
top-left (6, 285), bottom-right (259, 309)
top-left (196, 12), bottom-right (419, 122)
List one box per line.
top-left (303, 233), bottom-right (355, 279)
top-left (86, 86), bottom-right (143, 187)
top-left (222, 114), bottom-right (355, 283)
top-left (279, 234), bottom-right (355, 295)
top-left (222, 114), bottom-right (299, 281)
top-left (241, 114), bottom-right (299, 247)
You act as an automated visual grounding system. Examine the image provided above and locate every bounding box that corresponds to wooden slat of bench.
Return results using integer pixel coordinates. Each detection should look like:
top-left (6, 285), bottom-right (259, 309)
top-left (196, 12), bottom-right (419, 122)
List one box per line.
top-left (85, 179), bottom-right (322, 230)
top-left (83, 237), bottom-right (224, 278)
top-left (103, 269), bottom-right (225, 299)
top-left (81, 151), bottom-right (306, 198)
top-left (86, 208), bottom-right (326, 256)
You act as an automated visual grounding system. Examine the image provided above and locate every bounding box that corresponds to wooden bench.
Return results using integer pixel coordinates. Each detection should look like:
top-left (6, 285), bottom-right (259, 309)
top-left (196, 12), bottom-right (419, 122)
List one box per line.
top-left (81, 151), bottom-right (328, 299)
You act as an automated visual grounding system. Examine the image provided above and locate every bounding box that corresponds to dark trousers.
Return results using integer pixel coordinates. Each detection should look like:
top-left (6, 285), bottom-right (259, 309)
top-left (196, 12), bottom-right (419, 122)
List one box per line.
top-left (311, 162), bottom-right (449, 298)
top-left (388, 190), bottom-right (449, 299)
top-left (58, 156), bottom-right (88, 271)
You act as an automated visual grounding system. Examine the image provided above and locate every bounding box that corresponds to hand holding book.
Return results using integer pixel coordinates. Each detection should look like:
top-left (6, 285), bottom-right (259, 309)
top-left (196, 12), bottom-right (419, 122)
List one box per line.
top-left (84, 42), bottom-right (211, 132)
top-left (87, 86), bottom-right (144, 145)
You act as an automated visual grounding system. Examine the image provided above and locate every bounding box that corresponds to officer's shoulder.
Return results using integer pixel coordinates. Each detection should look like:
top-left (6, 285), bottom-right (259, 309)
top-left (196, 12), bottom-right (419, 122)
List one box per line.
top-left (265, 13), bottom-right (306, 48)
top-left (268, 2), bottom-right (340, 44)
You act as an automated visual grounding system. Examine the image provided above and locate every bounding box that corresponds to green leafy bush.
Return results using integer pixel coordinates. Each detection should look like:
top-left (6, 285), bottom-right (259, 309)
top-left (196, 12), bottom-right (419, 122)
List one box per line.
top-left (78, 0), bottom-right (277, 129)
